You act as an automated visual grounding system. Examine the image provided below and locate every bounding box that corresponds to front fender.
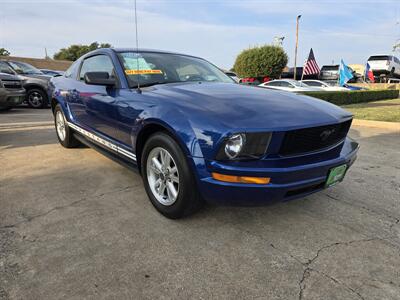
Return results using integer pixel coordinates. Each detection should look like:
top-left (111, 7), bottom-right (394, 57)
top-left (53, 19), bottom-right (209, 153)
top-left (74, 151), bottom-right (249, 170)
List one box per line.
top-left (133, 107), bottom-right (203, 158)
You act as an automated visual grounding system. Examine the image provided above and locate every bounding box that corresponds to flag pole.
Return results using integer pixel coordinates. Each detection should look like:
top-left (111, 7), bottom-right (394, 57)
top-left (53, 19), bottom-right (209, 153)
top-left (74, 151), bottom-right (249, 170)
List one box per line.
top-left (294, 15), bottom-right (301, 80)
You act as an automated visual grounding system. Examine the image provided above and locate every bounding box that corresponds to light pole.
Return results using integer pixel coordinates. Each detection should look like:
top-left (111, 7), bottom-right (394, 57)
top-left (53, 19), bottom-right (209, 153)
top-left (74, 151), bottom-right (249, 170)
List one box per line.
top-left (293, 15), bottom-right (301, 80)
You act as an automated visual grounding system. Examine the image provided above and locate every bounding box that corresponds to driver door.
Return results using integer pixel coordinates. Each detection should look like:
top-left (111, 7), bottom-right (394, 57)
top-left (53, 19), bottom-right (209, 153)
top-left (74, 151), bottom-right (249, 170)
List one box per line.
top-left (70, 54), bottom-right (120, 142)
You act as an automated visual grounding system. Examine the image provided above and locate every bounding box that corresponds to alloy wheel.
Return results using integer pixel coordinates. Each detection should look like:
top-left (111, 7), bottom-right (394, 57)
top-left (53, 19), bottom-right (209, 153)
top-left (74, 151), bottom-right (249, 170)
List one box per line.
top-left (146, 147), bottom-right (180, 206)
top-left (28, 91), bottom-right (43, 108)
top-left (56, 110), bottom-right (66, 141)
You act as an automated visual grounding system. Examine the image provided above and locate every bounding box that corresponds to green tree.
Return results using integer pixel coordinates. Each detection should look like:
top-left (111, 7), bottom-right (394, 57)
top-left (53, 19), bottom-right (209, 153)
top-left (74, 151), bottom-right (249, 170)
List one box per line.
top-left (53, 42), bottom-right (112, 61)
top-left (0, 48), bottom-right (11, 56)
top-left (233, 45), bottom-right (288, 79)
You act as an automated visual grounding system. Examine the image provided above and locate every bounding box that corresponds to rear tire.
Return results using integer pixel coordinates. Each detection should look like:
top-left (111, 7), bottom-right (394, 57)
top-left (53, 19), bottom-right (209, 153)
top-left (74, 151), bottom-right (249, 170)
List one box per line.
top-left (54, 104), bottom-right (80, 148)
top-left (141, 132), bottom-right (204, 219)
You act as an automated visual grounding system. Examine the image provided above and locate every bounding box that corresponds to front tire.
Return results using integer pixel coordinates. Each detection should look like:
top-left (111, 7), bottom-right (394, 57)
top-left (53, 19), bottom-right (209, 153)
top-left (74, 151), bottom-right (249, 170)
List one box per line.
top-left (27, 88), bottom-right (48, 108)
top-left (54, 104), bottom-right (80, 148)
top-left (141, 132), bottom-right (204, 219)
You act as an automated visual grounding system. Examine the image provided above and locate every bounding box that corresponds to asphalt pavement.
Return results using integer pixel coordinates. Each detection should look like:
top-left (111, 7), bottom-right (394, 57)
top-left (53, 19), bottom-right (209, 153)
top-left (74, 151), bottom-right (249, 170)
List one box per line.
top-left (1, 108), bottom-right (399, 300)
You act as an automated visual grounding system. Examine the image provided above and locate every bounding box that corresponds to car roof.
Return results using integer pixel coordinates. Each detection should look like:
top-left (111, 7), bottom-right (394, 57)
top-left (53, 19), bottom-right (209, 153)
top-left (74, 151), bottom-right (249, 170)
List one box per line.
top-left (82, 48), bottom-right (203, 60)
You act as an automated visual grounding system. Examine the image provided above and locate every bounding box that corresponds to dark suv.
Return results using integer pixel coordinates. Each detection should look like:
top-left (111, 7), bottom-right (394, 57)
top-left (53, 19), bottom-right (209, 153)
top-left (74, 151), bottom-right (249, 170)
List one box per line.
top-left (0, 72), bottom-right (25, 111)
top-left (0, 60), bottom-right (51, 108)
top-left (0, 62), bottom-right (26, 111)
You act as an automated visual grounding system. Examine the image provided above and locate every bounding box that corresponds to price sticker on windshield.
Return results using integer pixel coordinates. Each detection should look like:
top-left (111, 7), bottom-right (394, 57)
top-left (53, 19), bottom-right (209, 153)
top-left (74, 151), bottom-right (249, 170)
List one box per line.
top-left (125, 69), bottom-right (163, 75)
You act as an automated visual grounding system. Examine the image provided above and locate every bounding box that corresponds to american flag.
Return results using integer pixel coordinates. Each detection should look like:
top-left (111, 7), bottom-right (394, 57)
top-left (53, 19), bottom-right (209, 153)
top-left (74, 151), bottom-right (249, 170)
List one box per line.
top-left (303, 48), bottom-right (320, 75)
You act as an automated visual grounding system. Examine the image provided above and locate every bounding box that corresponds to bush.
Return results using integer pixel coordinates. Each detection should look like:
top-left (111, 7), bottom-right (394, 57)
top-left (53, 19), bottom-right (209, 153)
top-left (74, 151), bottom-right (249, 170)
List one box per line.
top-left (302, 90), bottom-right (399, 105)
top-left (234, 45), bottom-right (288, 79)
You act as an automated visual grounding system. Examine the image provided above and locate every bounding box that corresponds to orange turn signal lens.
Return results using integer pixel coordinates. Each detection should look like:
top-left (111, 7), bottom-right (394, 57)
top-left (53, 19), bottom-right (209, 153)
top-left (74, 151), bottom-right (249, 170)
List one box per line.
top-left (212, 173), bottom-right (270, 184)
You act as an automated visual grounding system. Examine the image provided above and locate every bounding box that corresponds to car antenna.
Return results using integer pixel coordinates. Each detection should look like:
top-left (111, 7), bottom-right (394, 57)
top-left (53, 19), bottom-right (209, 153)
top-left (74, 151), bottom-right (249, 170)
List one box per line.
top-left (134, 0), bottom-right (142, 94)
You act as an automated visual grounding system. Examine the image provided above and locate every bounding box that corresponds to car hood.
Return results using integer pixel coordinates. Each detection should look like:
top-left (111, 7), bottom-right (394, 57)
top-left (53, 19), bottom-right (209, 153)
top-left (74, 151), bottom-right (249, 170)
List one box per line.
top-left (21, 74), bottom-right (51, 82)
top-left (148, 82), bottom-right (352, 131)
top-left (0, 72), bottom-right (22, 81)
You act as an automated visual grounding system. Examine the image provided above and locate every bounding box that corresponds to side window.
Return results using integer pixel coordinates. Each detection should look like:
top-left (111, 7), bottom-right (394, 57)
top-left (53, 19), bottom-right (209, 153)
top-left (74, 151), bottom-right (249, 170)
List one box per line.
top-left (394, 57), bottom-right (400, 64)
top-left (79, 55), bottom-right (115, 81)
top-left (64, 61), bottom-right (80, 78)
top-left (266, 81), bottom-right (279, 86)
top-left (280, 81), bottom-right (291, 88)
top-left (304, 81), bottom-right (317, 86)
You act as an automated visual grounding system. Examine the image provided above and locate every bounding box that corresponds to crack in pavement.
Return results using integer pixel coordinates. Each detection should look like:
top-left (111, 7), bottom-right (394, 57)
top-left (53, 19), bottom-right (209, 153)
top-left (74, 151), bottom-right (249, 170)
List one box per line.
top-left (324, 193), bottom-right (400, 225)
top-left (271, 238), bottom-right (382, 300)
top-left (314, 269), bottom-right (365, 300)
top-left (324, 193), bottom-right (400, 247)
top-left (305, 238), bottom-right (379, 267)
top-left (298, 268), bottom-right (311, 300)
top-left (0, 186), bottom-right (134, 229)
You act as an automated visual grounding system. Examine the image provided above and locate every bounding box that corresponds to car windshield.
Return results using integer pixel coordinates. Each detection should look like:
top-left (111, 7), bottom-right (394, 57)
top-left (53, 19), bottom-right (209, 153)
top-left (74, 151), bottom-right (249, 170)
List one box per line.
top-left (118, 51), bottom-right (234, 88)
top-left (0, 61), bottom-right (16, 75)
top-left (8, 61), bottom-right (43, 75)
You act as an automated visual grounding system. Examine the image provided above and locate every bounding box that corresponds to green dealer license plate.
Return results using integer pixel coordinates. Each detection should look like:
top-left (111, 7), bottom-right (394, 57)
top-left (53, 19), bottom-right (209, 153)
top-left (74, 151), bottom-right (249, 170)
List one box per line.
top-left (326, 164), bottom-right (347, 187)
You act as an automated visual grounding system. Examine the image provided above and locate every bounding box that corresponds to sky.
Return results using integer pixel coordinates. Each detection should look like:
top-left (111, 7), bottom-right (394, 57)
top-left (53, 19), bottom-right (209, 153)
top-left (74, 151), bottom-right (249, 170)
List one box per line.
top-left (0, 0), bottom-right (399, 69)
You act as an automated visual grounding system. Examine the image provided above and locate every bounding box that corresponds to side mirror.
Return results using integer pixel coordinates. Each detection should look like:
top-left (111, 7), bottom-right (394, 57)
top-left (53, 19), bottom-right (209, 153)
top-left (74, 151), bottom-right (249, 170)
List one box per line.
top-left (84, 72), bottom-right (116, 87)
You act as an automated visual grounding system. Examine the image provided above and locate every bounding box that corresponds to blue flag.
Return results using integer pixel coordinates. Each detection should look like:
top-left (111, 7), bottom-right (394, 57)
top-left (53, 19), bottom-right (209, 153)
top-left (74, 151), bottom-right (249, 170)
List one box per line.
top-left (339, 59), bottom-right (353, 86)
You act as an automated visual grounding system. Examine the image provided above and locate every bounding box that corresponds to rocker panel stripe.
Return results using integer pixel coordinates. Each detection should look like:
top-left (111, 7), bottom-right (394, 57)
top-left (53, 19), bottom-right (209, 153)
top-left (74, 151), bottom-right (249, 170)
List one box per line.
top-left (67, 122), bottom-right (136, 161)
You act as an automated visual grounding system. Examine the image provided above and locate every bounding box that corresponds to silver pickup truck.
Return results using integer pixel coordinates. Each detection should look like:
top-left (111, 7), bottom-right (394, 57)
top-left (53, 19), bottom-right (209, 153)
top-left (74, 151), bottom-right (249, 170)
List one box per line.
top-left (0, 72), bottom-right (26, 111)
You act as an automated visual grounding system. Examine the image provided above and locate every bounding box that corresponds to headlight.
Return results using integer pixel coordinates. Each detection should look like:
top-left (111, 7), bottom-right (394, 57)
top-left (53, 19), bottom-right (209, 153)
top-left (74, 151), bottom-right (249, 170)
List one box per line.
top-left (216, 132), bottom-right (272, 160)
top-left (224, 133), bottom-right (245, 159)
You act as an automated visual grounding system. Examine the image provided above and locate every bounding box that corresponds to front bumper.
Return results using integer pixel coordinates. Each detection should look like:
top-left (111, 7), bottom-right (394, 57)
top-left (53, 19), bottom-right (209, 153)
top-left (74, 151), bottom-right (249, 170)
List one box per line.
top-left (0, 88), bottom-right (26, 107)
top-left (193, 137), bottom-right (359, 206)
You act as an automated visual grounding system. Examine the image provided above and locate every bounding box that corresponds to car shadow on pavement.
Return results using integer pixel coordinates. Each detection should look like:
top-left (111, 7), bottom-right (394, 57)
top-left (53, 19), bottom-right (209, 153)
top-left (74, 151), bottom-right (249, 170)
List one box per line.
top-left (0, 127), bottom-right (89, 150)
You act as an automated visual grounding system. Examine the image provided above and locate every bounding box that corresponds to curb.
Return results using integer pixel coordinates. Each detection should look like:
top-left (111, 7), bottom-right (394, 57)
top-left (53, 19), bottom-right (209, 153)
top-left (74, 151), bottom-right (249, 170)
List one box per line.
top-left (352, 119), bottom-right (400, 130)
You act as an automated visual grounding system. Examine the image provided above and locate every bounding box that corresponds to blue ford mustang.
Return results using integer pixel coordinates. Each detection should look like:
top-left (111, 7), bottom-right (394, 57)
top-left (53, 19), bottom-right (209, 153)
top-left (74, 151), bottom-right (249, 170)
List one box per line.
top-left (50, 48), bottom-right (359, 218)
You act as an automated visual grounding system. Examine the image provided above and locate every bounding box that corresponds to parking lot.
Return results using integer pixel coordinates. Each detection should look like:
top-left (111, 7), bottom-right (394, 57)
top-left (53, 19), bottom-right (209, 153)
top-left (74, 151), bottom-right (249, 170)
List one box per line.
top-left (0, 108), bottom-right (399, 299)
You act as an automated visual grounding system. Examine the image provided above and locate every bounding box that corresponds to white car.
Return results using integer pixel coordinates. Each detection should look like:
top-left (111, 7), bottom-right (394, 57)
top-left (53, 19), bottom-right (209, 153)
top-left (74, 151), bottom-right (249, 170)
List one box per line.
top-left (367, 55), bottom-right (400, 77)
top-left (301, 80), bottom-right (348, 91)
top-left (259, 79), bottom-right (322, 92)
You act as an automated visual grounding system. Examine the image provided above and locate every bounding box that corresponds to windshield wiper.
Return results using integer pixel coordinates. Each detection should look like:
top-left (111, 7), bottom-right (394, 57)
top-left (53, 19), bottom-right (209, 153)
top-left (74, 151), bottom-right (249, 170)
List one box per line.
top-left (133, 81), bottom-right (179, 88)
